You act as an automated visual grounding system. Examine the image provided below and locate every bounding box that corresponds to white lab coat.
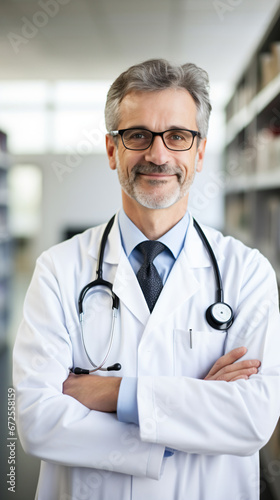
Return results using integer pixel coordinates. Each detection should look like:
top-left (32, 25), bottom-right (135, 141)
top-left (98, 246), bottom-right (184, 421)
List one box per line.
top-left (13, 213), bottom-right (280, 500)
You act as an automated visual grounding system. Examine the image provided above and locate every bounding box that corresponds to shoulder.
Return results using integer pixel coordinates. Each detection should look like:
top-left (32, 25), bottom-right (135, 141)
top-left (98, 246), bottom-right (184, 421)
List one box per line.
top-left (37, 223), bottom-right (107, 272)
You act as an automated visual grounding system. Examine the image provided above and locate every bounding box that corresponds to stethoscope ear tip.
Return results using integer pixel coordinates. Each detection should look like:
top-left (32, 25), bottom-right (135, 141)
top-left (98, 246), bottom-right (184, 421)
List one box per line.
top-left (107, 363), bottom-right (122, 371)
top-left (73, 367), bottom-right (90, 375)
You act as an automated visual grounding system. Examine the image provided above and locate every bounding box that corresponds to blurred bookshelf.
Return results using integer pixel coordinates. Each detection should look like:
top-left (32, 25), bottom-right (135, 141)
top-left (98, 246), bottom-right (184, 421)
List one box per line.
top-left (0, 130), bottom-right (12, 348)
top-left (224, 6), bottom-right (280, 499)
top-left (224, 5), bottom-right (280, 282)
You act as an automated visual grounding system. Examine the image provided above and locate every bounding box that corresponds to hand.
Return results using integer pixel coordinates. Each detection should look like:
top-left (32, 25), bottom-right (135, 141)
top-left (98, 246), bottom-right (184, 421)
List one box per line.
top-left (63, 373), bottom-right (122, 412)
top-left (204, 347), bottom-right (261, 382)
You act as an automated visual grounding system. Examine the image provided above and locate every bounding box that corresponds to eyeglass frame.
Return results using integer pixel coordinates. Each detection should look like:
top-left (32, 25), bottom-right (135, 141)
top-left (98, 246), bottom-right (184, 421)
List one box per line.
top-left (109, 127), bottom-right (202, 151)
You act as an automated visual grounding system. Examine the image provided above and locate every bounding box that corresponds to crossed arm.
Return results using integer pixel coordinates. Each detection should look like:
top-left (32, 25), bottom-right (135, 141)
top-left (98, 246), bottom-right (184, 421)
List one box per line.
top-left (63, 346), bottom-right (261, 413)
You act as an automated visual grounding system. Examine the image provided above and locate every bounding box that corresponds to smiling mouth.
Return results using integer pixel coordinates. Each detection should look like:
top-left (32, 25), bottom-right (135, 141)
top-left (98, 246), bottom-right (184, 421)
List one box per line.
top-left (136, 172), bottom-right (181, 185)
top-left (132, 163), bottom-right (183, 183)
top-left (139, 172), bottom-right (174, 177)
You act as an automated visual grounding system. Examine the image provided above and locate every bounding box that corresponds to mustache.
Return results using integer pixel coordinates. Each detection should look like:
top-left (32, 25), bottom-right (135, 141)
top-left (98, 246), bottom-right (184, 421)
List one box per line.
top-left (132, 163), bottom-right (183, 179)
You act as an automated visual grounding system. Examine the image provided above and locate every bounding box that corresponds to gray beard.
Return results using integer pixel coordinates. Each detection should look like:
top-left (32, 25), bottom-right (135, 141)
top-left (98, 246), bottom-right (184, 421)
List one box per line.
top-left (115, 152), bottom-right (197, 209)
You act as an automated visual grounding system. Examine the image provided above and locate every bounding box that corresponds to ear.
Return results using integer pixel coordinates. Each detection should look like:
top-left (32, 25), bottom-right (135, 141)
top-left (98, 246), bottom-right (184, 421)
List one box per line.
top-left (106, 134), bottom-right (118, 170)
top-left (195, 137), bottom-right (207, 173)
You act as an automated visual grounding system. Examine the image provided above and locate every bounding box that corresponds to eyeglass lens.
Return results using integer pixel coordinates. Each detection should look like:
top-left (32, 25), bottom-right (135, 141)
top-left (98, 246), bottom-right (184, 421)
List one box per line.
top-left (122, 129), bottom-right (195, 151)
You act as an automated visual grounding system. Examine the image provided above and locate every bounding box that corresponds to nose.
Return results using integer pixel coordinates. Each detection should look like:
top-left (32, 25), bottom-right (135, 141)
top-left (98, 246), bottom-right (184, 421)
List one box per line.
top-left (144, 135), bottom-right (170, 165)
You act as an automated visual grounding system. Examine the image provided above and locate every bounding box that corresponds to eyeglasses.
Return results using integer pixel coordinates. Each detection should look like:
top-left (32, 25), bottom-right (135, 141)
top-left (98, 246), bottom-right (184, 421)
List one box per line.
top-left (109, 128), bottom-right (201, 151)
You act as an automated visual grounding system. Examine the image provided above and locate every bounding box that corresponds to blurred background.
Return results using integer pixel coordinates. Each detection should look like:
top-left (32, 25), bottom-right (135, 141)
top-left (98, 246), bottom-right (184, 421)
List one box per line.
top-left (0, 0), bottom-right (280, 498)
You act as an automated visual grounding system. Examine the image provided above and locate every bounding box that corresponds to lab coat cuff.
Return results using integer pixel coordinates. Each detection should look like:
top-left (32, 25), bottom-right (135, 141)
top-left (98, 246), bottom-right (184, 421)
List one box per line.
top-left (147, 443), bottom-right (166, 480)
top-left (117, 377), bottom-right (139, 425)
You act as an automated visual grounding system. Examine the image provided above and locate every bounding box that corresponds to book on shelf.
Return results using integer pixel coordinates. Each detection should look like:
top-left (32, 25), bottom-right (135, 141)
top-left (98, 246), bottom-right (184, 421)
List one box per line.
top-left (256, 128), bottom-right (280, 173)
top-left (0, 130), bottom-right (7, 153)
top-left (258, 196), bottom-right (280, 264)
top-left (259, 42), bottom-right (280, 90)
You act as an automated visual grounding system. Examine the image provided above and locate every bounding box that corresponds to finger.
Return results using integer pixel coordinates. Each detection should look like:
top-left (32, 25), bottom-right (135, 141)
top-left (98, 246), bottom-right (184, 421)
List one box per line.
top-left (205, 359), bottom-right (261, 381)
top-left (230, 375), bottom-right (249, 382)
top-left (205, 347), bottom-right (248, 378)
top-left (213, 366), bottom-right (259, 382)
top-left (218, 359), bottom-right (261, 374)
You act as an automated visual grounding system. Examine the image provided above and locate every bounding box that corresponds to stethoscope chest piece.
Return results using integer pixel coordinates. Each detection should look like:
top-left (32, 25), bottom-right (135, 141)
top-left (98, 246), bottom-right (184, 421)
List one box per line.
top-left (206, 302), bottom-right (234, 331)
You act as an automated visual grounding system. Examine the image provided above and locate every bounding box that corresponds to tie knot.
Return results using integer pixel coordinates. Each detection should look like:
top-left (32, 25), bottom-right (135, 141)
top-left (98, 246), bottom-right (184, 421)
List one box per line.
top-left (136, 240), bottom-right (166, 264)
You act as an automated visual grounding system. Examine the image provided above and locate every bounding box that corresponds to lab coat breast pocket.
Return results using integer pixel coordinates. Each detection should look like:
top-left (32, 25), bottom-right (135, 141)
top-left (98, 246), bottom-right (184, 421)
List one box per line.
top-left (173, 329), bottom-right (227, 379)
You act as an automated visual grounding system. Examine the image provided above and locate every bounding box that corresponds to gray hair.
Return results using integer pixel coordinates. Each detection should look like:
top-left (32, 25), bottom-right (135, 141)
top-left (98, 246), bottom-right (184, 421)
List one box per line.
top-left (105, 59), bottom-right (212, 138)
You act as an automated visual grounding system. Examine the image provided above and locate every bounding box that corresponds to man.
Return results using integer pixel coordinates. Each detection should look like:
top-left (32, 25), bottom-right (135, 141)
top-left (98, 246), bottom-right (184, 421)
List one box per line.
top-left (13, 59), bottom-right (280, 500)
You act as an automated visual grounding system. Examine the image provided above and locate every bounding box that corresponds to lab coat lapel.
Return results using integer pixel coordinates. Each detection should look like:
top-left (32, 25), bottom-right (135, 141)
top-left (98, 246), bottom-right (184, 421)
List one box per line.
top-left (103, 213), bottom-right (150, 326)
top-left (146, 247), bottom-right (200, 330)
top-left (146, 218), bottom-right (223, 330)
top-left (89, 214), bottom-right (224, 329)
top-left (113, 250), bottom-right (150, 325)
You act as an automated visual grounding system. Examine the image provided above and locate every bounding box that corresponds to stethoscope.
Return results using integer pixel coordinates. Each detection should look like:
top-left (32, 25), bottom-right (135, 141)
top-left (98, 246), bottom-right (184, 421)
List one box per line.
top-left (73, 215), bottom-right (234, 375)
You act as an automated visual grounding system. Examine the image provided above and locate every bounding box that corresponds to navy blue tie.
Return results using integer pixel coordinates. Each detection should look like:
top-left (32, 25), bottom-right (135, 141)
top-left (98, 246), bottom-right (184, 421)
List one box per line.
top-left (136, 241), bottom-right (166, 312)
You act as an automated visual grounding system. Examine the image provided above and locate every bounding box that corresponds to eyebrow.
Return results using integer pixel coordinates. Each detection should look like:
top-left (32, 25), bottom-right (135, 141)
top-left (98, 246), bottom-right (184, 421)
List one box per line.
top-left (123, 125), bottom-right (191, 131)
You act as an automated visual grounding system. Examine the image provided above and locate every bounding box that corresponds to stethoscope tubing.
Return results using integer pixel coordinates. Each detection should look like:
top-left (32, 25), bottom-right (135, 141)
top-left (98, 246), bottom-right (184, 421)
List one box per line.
top-left (80, 300), bottom-right (118, 372)
top-left (193, 219), bottom-right (223, 303)
top-left (74, 214), bottom-right (234, 374)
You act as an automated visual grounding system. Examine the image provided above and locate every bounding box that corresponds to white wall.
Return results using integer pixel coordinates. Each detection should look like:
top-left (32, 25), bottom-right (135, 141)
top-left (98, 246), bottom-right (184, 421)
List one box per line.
top-left (13, 153), bottom-right (121, 260)
top-left (189, 149), bottom-right (224, 229)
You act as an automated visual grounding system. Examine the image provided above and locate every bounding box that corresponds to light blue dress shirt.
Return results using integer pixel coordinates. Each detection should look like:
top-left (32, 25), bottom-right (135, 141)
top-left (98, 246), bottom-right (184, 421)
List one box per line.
top-left (118, 208), bottom-right (190, 285)
top-left (116, 209), bottom-right (190, 451)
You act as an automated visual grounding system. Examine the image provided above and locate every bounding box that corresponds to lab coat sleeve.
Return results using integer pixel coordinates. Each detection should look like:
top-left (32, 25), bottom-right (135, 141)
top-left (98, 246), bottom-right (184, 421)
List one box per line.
top-left (13, 251), bottom-right (165, 478)
top-left (137, 251), bottom-right (280, 456)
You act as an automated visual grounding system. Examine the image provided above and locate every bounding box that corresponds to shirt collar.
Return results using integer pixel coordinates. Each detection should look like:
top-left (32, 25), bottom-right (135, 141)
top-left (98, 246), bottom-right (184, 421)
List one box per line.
top-left (118, 208), bottom-right (190, 259)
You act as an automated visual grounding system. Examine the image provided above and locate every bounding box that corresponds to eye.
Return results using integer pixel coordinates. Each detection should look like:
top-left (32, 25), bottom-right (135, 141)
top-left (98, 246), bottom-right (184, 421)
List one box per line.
top-left (165, 130), bottom-right (193, 143)
top-left (169, 133), bottom-right (184, 141)
top-left (131, 132), bottom-right (146, 139)
top-left (124, 129), bottom-right (150, 141)
top-left (166, 130), bottom-right (191, 141)
top-left (163, 130), bottom-right (195, 150)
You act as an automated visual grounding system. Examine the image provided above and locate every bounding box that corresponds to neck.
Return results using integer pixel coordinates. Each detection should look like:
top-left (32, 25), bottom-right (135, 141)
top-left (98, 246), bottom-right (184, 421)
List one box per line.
top-left (122, 194), bottom-right (189, 240)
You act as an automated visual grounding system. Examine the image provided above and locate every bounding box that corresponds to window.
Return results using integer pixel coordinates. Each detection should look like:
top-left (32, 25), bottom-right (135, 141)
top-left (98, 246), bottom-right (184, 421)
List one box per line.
top-left (0, 81), bottom-right (111, 154)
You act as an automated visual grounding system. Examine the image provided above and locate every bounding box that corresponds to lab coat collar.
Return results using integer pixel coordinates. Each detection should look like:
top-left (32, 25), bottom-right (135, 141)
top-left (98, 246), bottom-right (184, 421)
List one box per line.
top-left (184, 215), bottom-right (225, 269)
top-left (87, 211), bottom-right (224, 268)
top-left (87, 212), bottom-right (225, 327)
top-left (87, 213), bottom-right (150, 325)
top-left (87, 211), bottom-right (122, 265)
top-left (113, 248), bottom-right (151, 325)
top-left (145, 217), bottom-right (225, 329)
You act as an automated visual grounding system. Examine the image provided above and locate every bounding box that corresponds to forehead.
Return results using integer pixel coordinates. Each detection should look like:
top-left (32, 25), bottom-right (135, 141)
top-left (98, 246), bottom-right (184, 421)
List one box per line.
top-left (118, 88), bottom-right (198, 129)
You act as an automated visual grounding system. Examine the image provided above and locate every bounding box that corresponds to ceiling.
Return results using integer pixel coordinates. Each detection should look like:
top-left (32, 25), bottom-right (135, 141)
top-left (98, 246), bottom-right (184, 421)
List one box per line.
top-left (0, 0), bottom-right (280, 103)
